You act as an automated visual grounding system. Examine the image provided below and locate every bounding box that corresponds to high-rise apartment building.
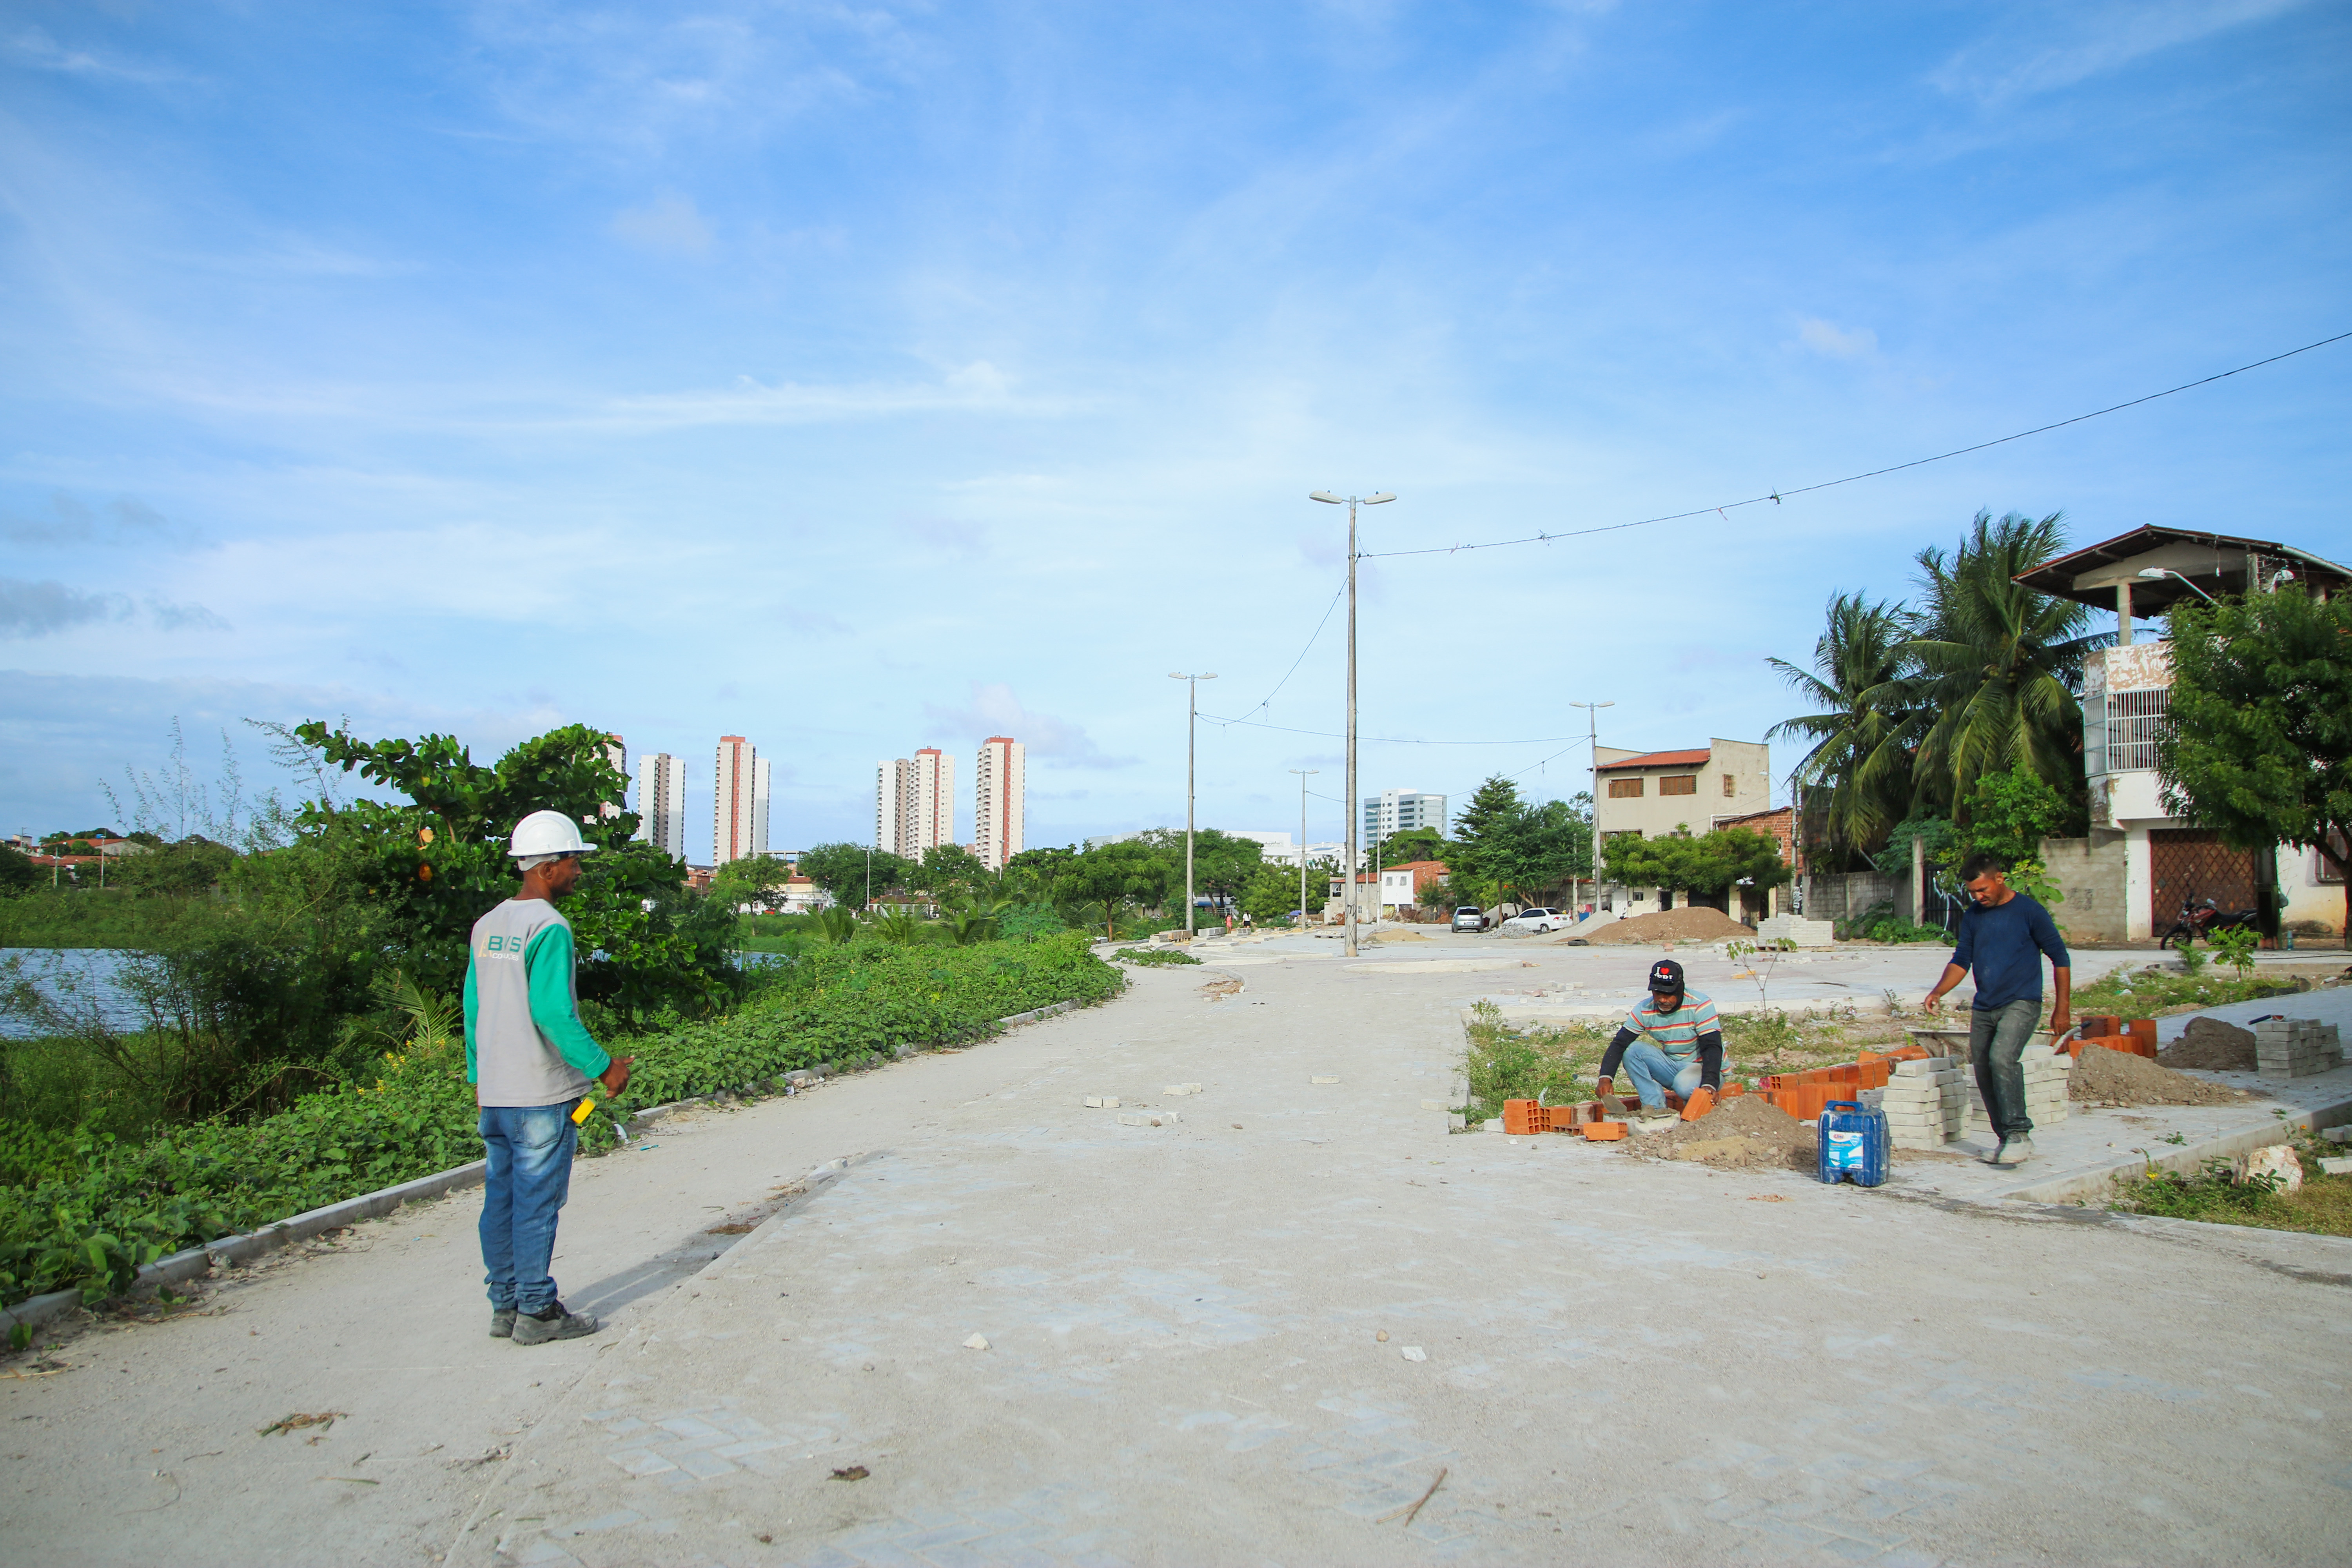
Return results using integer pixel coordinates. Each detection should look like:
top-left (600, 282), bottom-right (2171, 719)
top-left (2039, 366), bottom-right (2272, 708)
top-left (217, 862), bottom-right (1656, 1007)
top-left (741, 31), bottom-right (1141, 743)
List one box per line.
top-left (600, 735), bottom-right (627, 820)
top-left (875, 758), bottom-right (909, 857)
top-left (714, 736), bottom-right (771, 866)
top-left (973, 736), bottom-right (1025, 870)
top-left (1362, 789), bottom-right (1448, 846)
top-left (876, 746), bottom-right (954, 862)
top-left (633, 751), bottom-right (688, 860)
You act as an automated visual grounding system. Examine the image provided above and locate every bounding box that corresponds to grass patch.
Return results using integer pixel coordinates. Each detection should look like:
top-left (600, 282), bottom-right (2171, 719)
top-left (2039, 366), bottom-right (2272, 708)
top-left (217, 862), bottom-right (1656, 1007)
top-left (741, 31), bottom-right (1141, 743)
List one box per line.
top-left (1112, 946), bottom-right (1200, 967)
top-left (2072, 962), bottom-right (2298, 1018)
top-left (2108, 1138), bottom-right (2352, 1238)
top-left (1458, 1002), bottom-right (1608, 1124)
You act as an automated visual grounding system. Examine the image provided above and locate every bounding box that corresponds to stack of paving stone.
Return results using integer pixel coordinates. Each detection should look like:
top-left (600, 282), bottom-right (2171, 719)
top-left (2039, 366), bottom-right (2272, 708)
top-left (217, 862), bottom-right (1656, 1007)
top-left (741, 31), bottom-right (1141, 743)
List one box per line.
top-left (2255, 1018), bottom-right (2343, 1079)
top-left (1959, 1043), bottom-right (2071, 1135)
top-left (1874, 1054), bottom-right (1965, 1149)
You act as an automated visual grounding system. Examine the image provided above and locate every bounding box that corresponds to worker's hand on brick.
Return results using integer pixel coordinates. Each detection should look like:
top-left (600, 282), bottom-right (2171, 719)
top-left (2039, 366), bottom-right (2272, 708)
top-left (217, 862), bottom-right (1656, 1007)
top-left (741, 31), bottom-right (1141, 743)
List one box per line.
top-left (599, 1055), bottom-right (634, 1096)
top-left (1595, 1075), bottom-right (1613, 1101)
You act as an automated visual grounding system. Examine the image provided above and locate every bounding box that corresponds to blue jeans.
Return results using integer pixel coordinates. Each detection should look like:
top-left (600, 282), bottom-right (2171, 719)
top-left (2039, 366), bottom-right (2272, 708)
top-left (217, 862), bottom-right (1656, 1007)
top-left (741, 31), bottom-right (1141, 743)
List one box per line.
top-left (479, 1102), bottom-right (579, 1315)
top-left (1622, 1041), bottom-right (1703, 1109)
top-left (1968, 998), bottom-right (2041, 1138)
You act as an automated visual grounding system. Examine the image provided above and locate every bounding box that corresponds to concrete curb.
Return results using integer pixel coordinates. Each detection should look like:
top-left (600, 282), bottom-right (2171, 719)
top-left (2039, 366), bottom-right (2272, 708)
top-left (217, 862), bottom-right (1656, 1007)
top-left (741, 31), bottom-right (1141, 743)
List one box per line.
top-left (2, 1158), bottom-right (491, 1335)
top-left (3, 993), bottom-right (1104, 1334)
top-left (1989, 1089), bottom-right (2352, 1205)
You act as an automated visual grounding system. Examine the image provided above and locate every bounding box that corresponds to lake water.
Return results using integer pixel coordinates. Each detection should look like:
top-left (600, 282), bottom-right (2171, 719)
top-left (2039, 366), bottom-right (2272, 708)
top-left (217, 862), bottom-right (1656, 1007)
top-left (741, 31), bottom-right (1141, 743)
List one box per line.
top-left (0, 948), bottom-right (147, 1038)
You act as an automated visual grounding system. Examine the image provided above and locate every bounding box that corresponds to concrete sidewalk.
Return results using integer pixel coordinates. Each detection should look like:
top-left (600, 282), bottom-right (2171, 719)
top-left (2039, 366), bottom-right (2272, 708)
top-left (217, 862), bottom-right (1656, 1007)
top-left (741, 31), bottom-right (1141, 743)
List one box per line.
top-left (6, 953), bottom-right (2350, 1566)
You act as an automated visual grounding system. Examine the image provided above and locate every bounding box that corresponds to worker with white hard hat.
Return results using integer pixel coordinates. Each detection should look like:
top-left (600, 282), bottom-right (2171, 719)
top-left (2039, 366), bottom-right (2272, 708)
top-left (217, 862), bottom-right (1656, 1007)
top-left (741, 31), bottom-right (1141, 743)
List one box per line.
top-left (464, 809), bottom-right (634, 1346)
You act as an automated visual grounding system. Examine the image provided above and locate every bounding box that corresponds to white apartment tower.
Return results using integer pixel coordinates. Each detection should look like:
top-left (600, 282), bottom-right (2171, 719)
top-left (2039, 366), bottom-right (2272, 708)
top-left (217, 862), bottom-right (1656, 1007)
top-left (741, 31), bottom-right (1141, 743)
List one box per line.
top-left (877, 746), bottom-right (954, 861)
top-left (974, 735), bottom-right (1025, 871)
top-left (714, 735), bottom-right (771, 866)
top-left (875, 758), bottom-right (909, 858)
top-left (633, 751), bottom-right (688, 860)
top-left (1361, 789), bottom-right (1448, 846)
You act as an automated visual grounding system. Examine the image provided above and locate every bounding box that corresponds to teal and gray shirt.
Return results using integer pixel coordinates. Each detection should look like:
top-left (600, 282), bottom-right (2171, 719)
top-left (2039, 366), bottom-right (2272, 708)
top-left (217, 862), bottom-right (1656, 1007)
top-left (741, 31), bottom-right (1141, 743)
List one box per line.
top-left (463, 898), bottom-right (611, 1108)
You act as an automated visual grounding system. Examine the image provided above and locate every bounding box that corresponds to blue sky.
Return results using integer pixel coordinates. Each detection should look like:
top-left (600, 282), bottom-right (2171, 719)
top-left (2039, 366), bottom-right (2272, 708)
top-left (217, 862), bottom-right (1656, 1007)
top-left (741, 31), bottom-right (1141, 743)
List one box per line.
top-left (3, 0), bottom-right (2347, 860)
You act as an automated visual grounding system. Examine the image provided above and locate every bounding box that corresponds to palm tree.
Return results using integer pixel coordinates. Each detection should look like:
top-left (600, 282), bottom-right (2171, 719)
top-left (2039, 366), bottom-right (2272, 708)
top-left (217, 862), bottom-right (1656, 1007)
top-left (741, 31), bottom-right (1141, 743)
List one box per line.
top-left (1902, 510), bottom-right (2104, 822)
top-left (1768, 592), bottom-right (1920, 865)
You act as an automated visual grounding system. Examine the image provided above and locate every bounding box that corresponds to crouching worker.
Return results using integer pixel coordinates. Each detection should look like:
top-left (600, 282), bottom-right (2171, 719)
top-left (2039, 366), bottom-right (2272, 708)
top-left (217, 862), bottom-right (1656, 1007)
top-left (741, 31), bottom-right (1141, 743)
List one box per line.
top-left (465, 810), bottom-right (633, 1345)
top-left (1595, 959), bottom-right (1724, 1114)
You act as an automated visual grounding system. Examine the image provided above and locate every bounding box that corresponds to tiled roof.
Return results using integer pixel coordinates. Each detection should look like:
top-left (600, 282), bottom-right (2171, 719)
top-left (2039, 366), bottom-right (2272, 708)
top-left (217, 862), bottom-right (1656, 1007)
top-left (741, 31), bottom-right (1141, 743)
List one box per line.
top-left (1595, 748), bottom-right (1711, 771)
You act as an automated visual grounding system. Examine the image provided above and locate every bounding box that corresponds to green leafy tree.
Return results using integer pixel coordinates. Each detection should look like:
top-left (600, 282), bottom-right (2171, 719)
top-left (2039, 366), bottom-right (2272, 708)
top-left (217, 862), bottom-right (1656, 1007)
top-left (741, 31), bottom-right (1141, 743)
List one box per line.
top-left (1241, 867), bottom-right (1303, 925)
top-left (2157, 584), bottom-right (2352, 935)
top-left (798, 842), bottom-right (909, 906)
top-left (909, 843), bottom-right (995, 900)
top-left (1450, 776), bottom-right (1521, 882)
top-left (1769, 592), bottom-right (1920, 866)
top-left (1134, 828), bottom-right (1262, 913)
top-left (289, 721), bottom-right (731, 1025)
top-left (1606, 824), bottom-right (1789, 906)
top-left (708, 855), bottom-right (796, 913)
top-left (1483, 795), bottom-right (1593, 904)
top-left (1377, 826), bottom-right (1448, 865)
top-left (0, 845), bottom-right (34, 893)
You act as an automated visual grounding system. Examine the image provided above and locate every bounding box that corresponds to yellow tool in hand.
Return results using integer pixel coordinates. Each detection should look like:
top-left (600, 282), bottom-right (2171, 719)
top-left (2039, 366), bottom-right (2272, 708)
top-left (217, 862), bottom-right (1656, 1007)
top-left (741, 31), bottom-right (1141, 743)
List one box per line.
top-left (571, 1098), bottom-right (597, 1126)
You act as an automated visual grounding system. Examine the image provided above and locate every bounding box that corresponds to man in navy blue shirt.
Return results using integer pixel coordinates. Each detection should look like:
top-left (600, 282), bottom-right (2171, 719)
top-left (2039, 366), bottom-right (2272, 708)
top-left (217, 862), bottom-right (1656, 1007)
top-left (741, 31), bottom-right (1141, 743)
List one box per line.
top-left (1921, 852), bottom-right (2072, 1169)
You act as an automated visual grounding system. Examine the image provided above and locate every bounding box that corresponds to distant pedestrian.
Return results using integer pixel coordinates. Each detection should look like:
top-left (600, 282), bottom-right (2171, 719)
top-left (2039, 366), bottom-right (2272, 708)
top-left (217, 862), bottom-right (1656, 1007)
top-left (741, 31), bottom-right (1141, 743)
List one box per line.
top-left (465, 811), bottom-right (634, 1345)
top-left (1922, 852), bottom-right (2071, 1169)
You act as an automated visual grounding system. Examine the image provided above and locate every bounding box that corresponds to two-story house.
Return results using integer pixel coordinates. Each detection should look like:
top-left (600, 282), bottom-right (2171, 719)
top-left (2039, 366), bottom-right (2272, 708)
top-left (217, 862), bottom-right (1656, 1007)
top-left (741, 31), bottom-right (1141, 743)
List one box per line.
top-left (1592, 738), bottom-right (1777, 917)
top-left (2013, 526), bottom-right (2350, 942)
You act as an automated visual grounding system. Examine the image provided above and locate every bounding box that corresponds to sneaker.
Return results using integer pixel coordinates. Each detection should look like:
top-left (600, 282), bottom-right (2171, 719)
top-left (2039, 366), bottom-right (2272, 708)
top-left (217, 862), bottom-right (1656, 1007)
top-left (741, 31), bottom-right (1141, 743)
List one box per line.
top-left (490, 1308), bottom-right (517, 1339)
top-left (1988, 1136), bottom-right (2036, 1168)
top-left (510, 1302), bottom-right (600, 1345)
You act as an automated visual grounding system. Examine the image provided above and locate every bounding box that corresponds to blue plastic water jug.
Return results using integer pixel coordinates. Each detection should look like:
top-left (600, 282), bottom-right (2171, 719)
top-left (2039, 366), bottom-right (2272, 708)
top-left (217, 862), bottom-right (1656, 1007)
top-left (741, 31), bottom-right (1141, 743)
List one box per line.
top-left (1817, 1100), bottom-right (1889, 1187)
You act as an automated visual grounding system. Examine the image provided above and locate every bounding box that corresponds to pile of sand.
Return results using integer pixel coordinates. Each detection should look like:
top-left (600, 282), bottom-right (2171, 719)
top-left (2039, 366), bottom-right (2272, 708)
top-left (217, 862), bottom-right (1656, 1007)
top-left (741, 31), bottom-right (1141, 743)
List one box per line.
top-left (1573, 907), bottom-right (1755, 946)
top-left (2071, 1046), bottom-right (2249, 1107)
top-left (1630, 1094), bottom-right (1815, 1170)
top-left (2158, 1016), bottom-right (2258, 1072)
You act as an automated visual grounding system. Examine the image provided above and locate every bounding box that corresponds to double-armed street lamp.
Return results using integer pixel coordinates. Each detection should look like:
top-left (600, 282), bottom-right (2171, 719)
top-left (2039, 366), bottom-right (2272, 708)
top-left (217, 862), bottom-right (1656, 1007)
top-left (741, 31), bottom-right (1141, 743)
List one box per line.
top-left (1170, 671), bottom-right (1218, 936)
top-left (1309, 490), bottom-right (1396, 958)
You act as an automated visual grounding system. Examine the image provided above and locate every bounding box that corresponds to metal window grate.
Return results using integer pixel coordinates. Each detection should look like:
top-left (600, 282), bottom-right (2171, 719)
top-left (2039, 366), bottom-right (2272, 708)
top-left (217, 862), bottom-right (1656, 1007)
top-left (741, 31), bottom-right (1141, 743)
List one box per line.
top-left (2104, 687), bottom-right (2170, 773)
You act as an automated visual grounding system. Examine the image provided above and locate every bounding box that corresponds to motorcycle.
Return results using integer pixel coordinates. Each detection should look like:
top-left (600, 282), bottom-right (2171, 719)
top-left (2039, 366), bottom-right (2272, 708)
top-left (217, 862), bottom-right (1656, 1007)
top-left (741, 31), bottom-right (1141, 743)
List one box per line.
top-left (2158, 896), bottom-right (2260, 949)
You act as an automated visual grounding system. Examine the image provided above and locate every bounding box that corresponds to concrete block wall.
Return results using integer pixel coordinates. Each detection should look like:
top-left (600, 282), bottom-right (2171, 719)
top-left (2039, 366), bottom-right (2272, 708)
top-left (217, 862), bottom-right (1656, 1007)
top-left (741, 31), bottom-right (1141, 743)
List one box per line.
top-left (2038, 833), bottom-right (2130, 944)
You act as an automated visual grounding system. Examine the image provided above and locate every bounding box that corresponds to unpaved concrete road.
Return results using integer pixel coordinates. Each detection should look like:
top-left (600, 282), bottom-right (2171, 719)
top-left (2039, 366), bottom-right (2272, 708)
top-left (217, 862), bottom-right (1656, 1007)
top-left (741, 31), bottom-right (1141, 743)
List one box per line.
top-left (5, 946), bottom-right (2349, 1566)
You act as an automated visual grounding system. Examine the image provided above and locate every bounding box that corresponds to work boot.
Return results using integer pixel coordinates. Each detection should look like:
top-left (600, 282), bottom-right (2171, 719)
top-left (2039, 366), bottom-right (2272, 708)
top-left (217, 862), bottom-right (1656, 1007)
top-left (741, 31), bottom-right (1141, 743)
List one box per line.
top-left (489, 1308), bottom-right (517, 1339)
top-left (1986, 1136), bottom-right (2036, 1168)
top-left (510, 1302), bottom-right (600, 1345)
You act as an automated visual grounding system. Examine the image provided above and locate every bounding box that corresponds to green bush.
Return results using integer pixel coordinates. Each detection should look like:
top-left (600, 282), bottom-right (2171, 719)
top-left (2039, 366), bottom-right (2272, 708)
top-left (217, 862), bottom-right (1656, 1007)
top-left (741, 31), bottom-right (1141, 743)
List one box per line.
top-left (1112, 946), bottom-right (1200, 967)
top-left (0, 933), bottom-right (1122, 1307)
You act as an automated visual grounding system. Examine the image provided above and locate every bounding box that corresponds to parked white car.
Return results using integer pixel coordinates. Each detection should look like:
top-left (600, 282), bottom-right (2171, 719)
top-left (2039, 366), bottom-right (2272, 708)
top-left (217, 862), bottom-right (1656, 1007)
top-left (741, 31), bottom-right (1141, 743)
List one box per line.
top-left (1501, 906), bottom-right (1569, 934)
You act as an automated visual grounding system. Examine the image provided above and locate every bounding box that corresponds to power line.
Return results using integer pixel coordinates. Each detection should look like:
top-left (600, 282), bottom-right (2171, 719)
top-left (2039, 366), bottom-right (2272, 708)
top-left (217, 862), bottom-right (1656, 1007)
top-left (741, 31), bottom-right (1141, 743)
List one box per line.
top-left (1200, 712), bottom-right (1581, 746)
top-left (1221, 577), bottom-right (1347, 725)
top-left (1358, 328), bottom-right (2352, 561)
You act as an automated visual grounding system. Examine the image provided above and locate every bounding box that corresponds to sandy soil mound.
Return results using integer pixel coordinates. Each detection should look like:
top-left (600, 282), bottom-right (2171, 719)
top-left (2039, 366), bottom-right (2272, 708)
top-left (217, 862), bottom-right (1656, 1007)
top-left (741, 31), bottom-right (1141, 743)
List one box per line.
top-left (1370, 929), bottom-right (1430, 944)
top-left (1631, 1094), bottom-right (1815, 1170)
top-left (2071, 1045), bottom-right (2249, 1106)
top-left (1573, 907), bottom-right (1754, 946)
top-left (2158, 1016), bottom-right (2258, 1071)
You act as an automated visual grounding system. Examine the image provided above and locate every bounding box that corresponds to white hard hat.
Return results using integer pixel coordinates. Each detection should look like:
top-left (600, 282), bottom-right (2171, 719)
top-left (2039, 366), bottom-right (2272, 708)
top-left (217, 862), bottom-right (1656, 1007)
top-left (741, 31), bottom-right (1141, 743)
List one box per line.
top-left (508, 809), bottom-right (594, 859)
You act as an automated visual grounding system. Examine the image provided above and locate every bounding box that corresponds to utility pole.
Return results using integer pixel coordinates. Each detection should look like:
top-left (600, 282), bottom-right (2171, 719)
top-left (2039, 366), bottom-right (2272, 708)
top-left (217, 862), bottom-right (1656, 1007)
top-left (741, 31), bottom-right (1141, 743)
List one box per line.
top-left (1169, 671), bottom-right (1217, 936)
top-left (1288, 768), bottom-right (1318, 928)
top-left (1310, 490), bottom-right (1394, 957)
top-left (1570, 700), bottom-right (1613, 920)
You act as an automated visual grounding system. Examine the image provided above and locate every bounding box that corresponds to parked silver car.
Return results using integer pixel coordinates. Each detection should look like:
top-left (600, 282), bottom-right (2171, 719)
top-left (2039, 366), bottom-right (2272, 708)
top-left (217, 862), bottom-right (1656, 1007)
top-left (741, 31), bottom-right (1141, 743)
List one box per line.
top-left (1451, 905), bottom-right (1486, 933)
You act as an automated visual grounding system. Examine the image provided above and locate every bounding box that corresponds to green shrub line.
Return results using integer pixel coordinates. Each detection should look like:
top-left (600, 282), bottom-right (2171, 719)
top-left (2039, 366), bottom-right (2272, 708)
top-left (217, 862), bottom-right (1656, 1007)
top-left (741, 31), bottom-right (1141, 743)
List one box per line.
top-left (1, 933), bottom-right (1122, 1309)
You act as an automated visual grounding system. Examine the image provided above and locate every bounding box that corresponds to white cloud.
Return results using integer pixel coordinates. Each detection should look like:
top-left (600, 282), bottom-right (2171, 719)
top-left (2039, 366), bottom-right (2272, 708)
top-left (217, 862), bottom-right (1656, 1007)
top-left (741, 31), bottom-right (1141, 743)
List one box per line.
top-left (608, 193), bottom-right (713, 256)
top-left (1796, 317), bottom-right (1878, 361)
top-left (1932, 0), bottom-right (2308, 103)
top-left (922, 682), bottom-right (1136, 769)
top-left (3, 25), bottom-right (189, 85)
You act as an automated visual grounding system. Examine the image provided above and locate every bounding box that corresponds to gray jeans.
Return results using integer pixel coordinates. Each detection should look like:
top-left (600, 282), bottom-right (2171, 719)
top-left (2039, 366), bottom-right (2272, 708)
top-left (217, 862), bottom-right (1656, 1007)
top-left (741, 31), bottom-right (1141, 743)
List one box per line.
top-left (1968, 997), bottom-right (2042, 1138)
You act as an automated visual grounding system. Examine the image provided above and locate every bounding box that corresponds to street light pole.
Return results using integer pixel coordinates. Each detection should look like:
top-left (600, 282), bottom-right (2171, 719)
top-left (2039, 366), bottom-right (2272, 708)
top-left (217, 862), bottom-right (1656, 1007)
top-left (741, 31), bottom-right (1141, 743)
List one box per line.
top-left (1169, 671), bottom-right (1217, 936)
top-left (1570, 699), bottom-right (1613, 919)
top-left (1288, 768), bottom-right (1318, 928)
top-left (1310, 490), bottom-right (1395, 957)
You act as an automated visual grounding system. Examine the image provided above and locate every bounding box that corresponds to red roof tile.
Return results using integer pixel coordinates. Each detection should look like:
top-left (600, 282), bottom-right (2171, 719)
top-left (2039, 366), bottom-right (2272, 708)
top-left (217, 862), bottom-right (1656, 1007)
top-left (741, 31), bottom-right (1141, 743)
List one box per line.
top-left (1595, 748), bottom-right (1710, 771)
